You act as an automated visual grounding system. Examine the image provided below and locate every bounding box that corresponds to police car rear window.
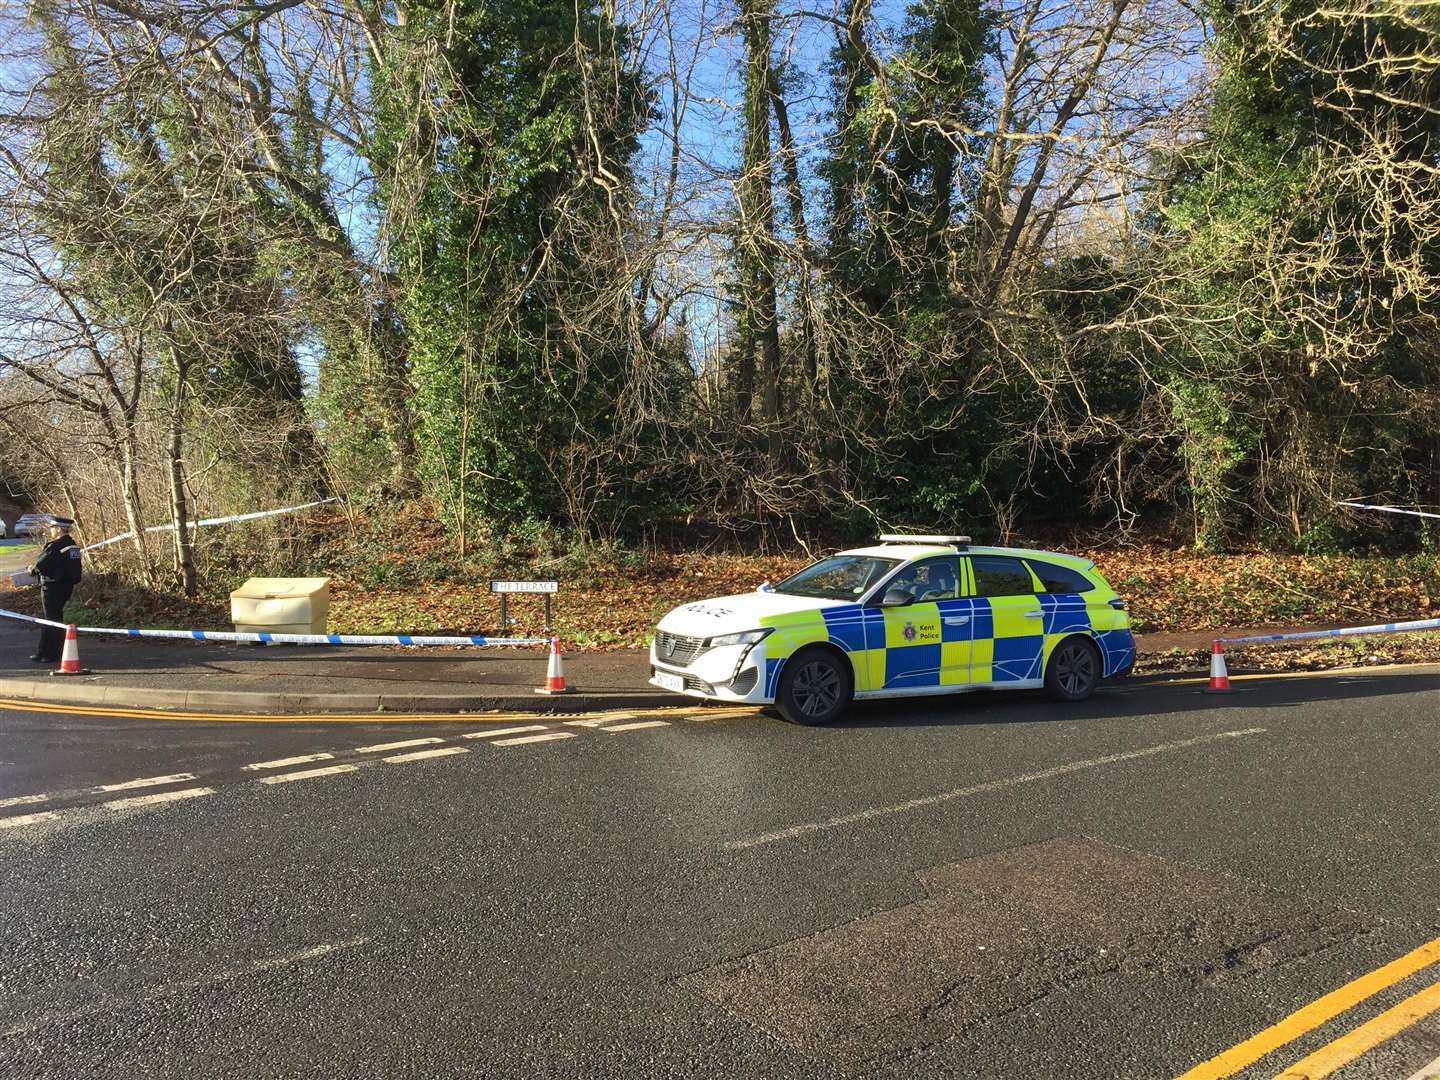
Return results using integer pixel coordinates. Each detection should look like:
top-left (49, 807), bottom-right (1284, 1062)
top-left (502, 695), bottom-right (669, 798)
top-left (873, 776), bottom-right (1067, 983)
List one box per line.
top-left (970, 555), bottom-right (1034, 597)
top-left (1026, 560), bottom-right (1094, 594)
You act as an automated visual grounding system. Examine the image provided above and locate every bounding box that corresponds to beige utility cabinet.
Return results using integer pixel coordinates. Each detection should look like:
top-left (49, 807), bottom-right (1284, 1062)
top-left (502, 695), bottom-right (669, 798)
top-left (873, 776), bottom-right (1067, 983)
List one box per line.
top-left (230, 577), bottom-right (331, 635)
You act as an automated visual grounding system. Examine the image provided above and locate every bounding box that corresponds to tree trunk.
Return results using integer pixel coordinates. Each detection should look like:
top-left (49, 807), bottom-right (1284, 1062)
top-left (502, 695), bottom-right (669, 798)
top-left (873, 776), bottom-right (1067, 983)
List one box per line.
top-left (827, 0), bottom-right (872, 257)
top-left (769, 72), bottom-right (818, 391)
top-left (368, 300), bottom-right (418, 488)
top-left (167, 347), bottom-right (197, 598)
top-left (116, 431), bottom-right (156, 587)
top-left (739, 0), bottom-right (784, 457)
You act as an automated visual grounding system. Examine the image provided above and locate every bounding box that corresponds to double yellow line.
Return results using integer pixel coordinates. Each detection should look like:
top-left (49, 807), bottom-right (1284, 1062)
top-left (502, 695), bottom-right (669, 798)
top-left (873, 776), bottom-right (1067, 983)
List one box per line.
top-left (0, 696), bottom-right (758, 725)
top-left (0, 697), bottom-right (568, 724)
top-left (1178, 934), bottom-right (1440, 1079)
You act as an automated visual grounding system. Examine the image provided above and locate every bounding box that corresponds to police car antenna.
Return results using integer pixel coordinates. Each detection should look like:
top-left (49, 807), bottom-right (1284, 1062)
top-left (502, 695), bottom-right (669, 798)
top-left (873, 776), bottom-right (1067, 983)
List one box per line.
top-left (877, 533), bottom-right (971, 549)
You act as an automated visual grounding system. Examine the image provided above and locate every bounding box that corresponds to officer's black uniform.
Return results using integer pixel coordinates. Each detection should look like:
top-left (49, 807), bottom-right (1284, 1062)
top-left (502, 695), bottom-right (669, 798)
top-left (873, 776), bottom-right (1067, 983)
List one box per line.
top-left (30, 523), bottom-right (82, 663)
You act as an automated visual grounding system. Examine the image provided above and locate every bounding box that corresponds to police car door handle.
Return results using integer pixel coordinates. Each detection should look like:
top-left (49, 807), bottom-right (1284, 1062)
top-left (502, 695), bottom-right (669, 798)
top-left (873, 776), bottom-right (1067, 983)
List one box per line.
top-left (1023, 609), bottom-right (1044, 618)
top-left (943, 616), bottom-right (969, 626)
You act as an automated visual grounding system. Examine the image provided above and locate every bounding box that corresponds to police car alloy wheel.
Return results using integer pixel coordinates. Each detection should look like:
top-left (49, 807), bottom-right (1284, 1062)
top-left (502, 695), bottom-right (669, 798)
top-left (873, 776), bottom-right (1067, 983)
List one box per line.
top-left (776, 648), bottom-right (852, 726)
top-left (1045, 637), bottom-right (1100, 702)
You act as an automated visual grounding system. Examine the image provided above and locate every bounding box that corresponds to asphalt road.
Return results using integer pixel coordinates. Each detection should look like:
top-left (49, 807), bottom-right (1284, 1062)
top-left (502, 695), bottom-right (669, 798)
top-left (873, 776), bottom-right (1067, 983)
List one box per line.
top-left (1, 671), bottom-right (1438, 1079)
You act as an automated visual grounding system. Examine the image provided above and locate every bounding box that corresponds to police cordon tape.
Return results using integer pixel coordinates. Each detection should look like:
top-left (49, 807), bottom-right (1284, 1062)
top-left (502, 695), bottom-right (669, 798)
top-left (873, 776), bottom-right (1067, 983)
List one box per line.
top-left (1336, 500), bottom-right (1440, 521)
top-left (81, 497), bottom-right (344, 551)
top-left (1218, 615), bottom-right (1440, 647)
top-left (0, 606), bottom-right (549, 648)
top-left (1205, 615), bottom-right (1440, 692)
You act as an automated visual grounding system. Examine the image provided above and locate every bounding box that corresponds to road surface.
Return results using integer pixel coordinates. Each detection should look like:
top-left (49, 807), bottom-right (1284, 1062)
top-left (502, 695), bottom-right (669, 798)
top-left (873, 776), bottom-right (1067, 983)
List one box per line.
top-left (1, 669), bottom-right (1438, 1078)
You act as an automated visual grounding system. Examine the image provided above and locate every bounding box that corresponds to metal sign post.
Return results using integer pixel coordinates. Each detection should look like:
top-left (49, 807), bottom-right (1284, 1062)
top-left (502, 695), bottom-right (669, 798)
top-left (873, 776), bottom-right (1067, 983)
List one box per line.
top-left (490, 580), bottom-right (560, 632)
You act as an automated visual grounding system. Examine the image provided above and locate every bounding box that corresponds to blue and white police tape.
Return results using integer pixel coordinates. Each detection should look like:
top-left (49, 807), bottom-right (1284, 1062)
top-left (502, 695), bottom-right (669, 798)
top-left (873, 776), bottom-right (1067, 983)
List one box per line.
top-left (0, 607), bottom-right (547, 647)
top-left (1219, 615), bottom-right (1440, 647)
top-left (83, 497), bottom-right (344, 551)
top-left (1335, 500), bottom-right (1440, 521)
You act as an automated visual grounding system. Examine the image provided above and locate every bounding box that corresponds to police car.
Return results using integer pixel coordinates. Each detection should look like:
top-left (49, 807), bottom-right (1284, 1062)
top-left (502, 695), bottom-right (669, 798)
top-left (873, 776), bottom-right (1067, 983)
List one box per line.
top-left (649, 535), bottom-right (1136, 725)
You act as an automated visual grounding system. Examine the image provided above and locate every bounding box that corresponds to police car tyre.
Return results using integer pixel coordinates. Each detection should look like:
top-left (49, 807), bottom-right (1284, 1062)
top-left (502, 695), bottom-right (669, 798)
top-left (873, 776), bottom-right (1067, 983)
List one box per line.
top-left (1045, 636), bottom-right (1101, 702)
top-left (775, 646), bottom-right (853, 726)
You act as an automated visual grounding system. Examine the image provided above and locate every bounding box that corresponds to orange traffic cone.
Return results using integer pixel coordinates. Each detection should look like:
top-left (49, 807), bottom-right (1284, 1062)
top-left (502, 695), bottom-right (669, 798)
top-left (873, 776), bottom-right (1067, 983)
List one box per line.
top-left (52, 624), bottom-right (91, 676)
top-left (1203, 639), bottom-right (1232, 693)
top-left (535, 637), bottom-right (574, 695)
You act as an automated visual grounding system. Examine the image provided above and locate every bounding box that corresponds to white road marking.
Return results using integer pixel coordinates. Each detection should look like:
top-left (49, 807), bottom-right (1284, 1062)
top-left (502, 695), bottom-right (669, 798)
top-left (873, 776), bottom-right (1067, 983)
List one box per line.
top-left (0, 794), bottom-right (49, 809)
top-left (460, 725), bottom-right (549, 739)
top-left (353, 737), bottom-right (444, 753)
top-left (383, 746), bottom-right (468, 763)
top-left (493, 731), bottom-right (577, 746)
top-left (563, 716), bottom-right (625, 728)
top-left (723, 727), bottom-right (1269, 851)
top-left (1407, 1052), bottom-right (1440, 1080)
top-left (1, 936), bottom-right (370, 1037)
top-left (98, 772), bottom-right (196, 792)
top-left (242, 753), bottom-right (335, 771)
top-left (603, 720), bottom-right (671, 733)
top-left (257, 764), bottom-right (360, 785)
top-left (101, 787), bottom-right (215, 811)
top-left (0, 811), bottom-right (59, 829)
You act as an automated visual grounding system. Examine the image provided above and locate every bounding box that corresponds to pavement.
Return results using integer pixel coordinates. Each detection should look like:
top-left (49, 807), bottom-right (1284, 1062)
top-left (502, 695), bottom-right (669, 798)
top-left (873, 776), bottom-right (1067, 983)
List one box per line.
top-left (0, 552), bottom-right (672, 711)
top-left (0, 615), bottom-right (670, 714)
top-left (0, 584), bottom-right (1325, 716)
top-left (2, 668), bottom-right (1438, 1077)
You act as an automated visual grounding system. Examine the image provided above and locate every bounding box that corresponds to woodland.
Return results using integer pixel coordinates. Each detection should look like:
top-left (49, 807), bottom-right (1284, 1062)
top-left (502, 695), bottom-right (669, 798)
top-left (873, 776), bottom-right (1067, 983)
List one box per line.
top-left (2, 0), bottom-right (1438, 596)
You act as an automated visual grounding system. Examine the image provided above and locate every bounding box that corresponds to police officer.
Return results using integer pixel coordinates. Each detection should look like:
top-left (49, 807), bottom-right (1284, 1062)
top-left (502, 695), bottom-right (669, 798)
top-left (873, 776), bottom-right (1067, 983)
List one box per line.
top-left (28, 517), bottom-right (82, 664)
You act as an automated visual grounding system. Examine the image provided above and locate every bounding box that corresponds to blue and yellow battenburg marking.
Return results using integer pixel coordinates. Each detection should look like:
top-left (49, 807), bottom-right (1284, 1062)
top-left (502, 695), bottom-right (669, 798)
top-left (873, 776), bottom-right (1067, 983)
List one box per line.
top-left (757, 571), bottom-right (1136, 697)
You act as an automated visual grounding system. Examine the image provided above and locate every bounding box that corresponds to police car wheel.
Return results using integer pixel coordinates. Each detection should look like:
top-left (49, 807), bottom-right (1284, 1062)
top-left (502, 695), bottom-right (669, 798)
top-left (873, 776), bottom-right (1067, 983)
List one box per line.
top-left (1045, 637), bottom-right (1100, 702)
top-left (776, 649), bottom-right (852, 726)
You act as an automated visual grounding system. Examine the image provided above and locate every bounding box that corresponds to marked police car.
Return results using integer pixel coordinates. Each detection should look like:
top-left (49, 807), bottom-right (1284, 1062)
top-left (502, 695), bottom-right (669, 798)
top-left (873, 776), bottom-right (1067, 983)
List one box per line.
top-left (649, 535), bottom-right (1136, 725)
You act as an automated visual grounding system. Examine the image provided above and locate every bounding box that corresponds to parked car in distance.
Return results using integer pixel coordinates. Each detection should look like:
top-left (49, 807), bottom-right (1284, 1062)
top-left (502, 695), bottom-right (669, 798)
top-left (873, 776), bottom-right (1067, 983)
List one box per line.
top-left (649, 534), bottom-right (1137, 725)
top-left (14, 513), bottom-right (47, 538)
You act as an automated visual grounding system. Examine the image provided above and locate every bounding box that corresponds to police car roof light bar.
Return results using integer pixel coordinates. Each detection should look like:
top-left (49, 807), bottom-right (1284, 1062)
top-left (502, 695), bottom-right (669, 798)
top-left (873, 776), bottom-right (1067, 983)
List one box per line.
top-left (877, 533), bottom-right (971, 548)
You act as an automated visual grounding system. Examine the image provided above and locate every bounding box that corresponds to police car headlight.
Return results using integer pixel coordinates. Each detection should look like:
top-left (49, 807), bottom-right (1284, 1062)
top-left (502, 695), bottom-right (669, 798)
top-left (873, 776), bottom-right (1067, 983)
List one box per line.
top-left (707, 628), bottom-right (772, 649)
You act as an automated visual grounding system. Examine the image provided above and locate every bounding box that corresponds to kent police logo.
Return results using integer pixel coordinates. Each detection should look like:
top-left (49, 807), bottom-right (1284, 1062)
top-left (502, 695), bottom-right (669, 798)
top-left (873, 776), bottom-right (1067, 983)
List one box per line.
top-left (903, 622), bottom-right (917, 642)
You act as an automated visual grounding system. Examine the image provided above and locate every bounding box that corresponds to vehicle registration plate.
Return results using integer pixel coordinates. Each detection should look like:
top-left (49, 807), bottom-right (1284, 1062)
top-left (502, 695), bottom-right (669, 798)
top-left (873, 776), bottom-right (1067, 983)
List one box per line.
top-left (654, 671), bottom-right (685, 693)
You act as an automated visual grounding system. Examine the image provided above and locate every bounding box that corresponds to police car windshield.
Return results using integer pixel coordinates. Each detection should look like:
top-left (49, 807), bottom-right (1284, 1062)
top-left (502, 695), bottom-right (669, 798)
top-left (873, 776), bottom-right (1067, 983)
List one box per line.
top-left (774, 556), bottom-right (901, 601)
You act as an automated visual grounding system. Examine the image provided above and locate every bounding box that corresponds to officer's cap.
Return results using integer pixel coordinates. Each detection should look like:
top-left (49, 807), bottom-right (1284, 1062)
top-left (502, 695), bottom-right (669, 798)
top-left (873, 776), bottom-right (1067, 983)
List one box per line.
top-left (48, 516), bottom-right (75, 529)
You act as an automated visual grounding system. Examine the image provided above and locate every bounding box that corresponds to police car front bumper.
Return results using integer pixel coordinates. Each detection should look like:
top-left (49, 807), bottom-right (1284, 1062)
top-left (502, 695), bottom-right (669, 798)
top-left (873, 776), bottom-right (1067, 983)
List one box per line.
top-left (648, 639), bottom-right (772, 704)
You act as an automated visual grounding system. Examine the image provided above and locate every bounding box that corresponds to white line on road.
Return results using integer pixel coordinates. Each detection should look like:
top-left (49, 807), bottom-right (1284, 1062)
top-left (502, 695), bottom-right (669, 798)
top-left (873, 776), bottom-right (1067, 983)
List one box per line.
top-left (723, 727), bottom-right (1269, 851)
top-left (1, 936), bottom-right (371, 1038)
top-left (257, 764), bottom-right (360, 785)
top-left (242, 753), bottom-right (336, 771)
top-left (493, 731), bottom-right (577, 747)
top-left (101, 787), bottom-right (215, 811)
top-left (383, 746), bottom-right (468, 763)
top-left (563, 716), bottom-right (629, 728)
top-left (353, 737), bottom-right (445, 753)
top-left (603, 720), bottom-right (671, 733)
top-left (97, 772), bottom-right (197, 792)
top-left (0, 794), bottom-right (49, 809)
top-left (460, 725), bottom-right (549, 739)
top-left (0, 811), bottom-right (58, 829)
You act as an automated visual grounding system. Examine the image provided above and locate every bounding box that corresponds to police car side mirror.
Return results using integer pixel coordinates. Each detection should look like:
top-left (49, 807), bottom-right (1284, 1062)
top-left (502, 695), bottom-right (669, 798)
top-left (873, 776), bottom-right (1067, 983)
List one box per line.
top-left (879, 588), bottom-right (914, 607)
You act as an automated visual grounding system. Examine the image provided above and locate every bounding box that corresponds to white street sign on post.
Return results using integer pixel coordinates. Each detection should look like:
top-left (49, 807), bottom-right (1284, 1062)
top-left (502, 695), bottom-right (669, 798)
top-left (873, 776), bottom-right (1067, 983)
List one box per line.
top-left (490, 581), bottom-right (560, 629)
